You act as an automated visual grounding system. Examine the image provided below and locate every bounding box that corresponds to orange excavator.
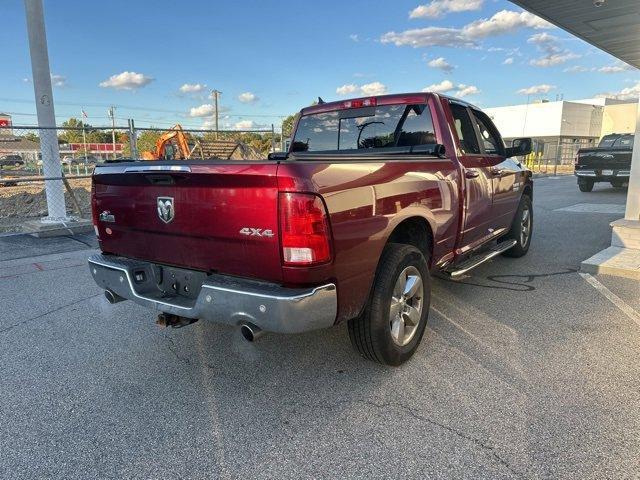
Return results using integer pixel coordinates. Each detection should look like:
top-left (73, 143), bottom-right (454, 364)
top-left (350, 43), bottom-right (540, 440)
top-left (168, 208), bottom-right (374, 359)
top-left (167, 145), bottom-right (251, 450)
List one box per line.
top-left (141, 124), bottom-right (193, 160)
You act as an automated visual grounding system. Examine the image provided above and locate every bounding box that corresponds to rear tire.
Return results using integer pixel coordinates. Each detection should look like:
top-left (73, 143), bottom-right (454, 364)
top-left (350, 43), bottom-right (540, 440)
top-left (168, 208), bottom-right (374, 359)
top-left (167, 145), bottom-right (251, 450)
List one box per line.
top-left (610, 180), bottom-right (625, 188)
top-left (578, 178), bottom-right (594, 192)
top-left (501, 195), bottom-right (532, 258)
top-left (348, 243), bottom-right (430, 366)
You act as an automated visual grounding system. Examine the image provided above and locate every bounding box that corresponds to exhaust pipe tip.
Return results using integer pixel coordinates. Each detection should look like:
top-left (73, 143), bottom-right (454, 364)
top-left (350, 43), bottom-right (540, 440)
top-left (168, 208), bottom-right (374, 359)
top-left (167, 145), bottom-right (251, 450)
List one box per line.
top-left (104, 289), bottom-right (125, 304)
top-left (240, 323), bottom-right (264, 342)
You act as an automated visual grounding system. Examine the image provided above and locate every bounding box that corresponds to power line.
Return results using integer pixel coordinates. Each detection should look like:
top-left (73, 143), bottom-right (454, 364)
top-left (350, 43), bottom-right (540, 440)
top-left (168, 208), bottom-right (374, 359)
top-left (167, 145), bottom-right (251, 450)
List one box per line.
top-left (0, 97), bottom-right (289, 117)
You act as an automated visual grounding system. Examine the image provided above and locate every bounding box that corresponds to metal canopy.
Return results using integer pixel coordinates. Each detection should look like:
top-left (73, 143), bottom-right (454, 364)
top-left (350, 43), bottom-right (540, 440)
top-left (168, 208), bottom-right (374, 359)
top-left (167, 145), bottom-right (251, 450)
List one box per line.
top-left (512, 0), bottom-right (640, 68)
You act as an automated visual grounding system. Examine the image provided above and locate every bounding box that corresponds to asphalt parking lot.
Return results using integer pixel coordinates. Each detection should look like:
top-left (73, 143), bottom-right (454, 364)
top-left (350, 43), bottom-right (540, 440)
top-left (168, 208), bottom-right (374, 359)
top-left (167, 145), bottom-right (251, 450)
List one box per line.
top-left (0, 175), bottom-right (638, 480)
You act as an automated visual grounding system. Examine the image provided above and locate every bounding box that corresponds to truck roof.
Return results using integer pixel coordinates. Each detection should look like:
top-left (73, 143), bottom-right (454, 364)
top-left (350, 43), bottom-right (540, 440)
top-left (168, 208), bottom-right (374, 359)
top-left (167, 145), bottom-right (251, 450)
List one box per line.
top-left (300, 92), bottom-right (478, 116)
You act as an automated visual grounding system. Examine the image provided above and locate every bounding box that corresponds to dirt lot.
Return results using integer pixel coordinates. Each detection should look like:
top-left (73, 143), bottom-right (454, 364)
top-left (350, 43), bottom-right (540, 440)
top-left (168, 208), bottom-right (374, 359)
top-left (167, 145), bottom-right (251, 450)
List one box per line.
top-left (0, 178), bottom-right (91, 232)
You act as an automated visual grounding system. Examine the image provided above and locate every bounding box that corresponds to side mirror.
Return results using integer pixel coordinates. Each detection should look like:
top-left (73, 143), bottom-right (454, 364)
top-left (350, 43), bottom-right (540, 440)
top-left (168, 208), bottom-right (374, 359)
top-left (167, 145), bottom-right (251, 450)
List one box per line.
top-left (505, 137), bottom-right (532, 158)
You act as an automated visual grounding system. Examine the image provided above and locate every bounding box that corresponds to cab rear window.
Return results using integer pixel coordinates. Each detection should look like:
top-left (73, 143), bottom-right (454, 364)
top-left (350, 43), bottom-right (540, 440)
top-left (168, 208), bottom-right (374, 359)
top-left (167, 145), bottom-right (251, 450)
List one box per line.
top-left (291, 104), bottom-right (436, 153)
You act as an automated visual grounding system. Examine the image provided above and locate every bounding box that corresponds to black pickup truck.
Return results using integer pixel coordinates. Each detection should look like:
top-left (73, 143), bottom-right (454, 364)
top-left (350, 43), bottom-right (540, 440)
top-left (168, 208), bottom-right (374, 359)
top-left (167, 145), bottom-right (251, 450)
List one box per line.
top-left (574, 133), bottom-right (633, 192)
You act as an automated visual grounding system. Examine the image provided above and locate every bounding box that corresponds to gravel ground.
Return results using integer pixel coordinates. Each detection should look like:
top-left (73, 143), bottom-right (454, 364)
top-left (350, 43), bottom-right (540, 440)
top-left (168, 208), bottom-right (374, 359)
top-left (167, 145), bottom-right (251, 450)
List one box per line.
top-left (0, 175), bottom-right (638, 479)
top-left (0, 179), bottom-right (91, 232)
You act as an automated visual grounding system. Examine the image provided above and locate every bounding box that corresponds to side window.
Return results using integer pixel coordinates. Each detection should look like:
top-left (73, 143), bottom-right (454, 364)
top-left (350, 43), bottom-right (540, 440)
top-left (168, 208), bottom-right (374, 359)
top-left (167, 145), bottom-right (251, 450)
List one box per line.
top-left (471, 109), bottom-right (503, 155)
top-left (449, 103), bottom-right (480, 155)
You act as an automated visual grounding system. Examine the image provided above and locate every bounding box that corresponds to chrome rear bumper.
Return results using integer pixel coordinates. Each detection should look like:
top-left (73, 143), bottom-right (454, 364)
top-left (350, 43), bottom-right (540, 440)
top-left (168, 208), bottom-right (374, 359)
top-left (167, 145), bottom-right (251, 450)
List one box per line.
top-left (88, 254), bottom-right (337, 334)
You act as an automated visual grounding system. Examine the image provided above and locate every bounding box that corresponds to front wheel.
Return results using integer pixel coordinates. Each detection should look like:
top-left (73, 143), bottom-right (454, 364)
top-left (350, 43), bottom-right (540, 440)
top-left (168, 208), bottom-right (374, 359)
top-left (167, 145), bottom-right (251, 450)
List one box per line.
top-left (501, 195), bottom-right (532, 258)
top-left (348, 244), bottom-right (430, 366)
top-left (578, 178), bottom-right (594, 192)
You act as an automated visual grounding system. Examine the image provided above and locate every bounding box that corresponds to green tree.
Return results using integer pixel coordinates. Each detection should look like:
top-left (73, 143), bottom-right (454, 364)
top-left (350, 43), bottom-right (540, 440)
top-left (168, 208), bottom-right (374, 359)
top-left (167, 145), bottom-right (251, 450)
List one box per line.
top-left (281, 114), bottom-right (297, 138)
top-left (136, 129), bottom-right (162, 156)
top-left (59, 117), bottom-right (90, 144)
top-left (23, 132), bottom-right (40, 144)
top-left (85, 129), bottom-right (110, 143)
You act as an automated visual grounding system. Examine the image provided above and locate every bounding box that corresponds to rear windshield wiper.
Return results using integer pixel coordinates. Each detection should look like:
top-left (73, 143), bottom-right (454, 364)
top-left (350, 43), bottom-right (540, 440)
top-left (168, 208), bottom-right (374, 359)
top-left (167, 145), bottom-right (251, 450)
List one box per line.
top-left (287, 144), bottom-right (446, 159)
top-left (268, 152), bottom-right (289, 160)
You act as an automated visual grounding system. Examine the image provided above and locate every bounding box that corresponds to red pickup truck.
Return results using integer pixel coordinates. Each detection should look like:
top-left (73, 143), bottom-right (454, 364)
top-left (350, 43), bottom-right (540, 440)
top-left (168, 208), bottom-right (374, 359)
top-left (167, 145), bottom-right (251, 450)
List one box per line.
top-left (89, 93), bottom-right (533, 365)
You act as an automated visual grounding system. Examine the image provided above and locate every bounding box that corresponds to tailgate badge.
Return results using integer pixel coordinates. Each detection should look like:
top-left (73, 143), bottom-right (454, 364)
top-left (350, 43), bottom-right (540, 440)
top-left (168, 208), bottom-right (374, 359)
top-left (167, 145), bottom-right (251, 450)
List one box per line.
top-left (157, 197), bottom-right (175, 224)
top-left (99, 211), bottom-right (115, 223)
top-left (239, 227), bottom-right (274, 238)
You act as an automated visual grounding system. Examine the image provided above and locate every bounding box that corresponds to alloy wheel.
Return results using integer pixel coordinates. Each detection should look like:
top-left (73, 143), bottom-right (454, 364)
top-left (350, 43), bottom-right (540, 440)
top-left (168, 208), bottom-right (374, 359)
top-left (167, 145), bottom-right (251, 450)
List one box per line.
top-left (389, 266), bottom-right (424, 346)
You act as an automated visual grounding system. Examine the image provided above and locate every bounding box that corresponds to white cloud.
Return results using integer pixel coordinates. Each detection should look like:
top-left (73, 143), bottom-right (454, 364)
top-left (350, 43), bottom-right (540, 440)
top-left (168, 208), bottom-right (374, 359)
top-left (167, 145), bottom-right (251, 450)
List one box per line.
top-left (179, 83), bottom-right (206, 93)
top-left (360, 81), bottom-right (388, 95)
top-left (200, 118), bottom-right (216, 130)
top-left (189, 104), bottom-right (216, 117)
top-left (530, 52), bottom-right (580, 67)
top-left (463, 10), bottom-right (552, 39)
top-left (427, 57), bottom-right (454, 72)
top-left (235, 120), bottom-right (255, 130)
top-left (381, 9), bottom-right (551, 49)
top-left (238, 92), bottom-right (258, 103)
top-left (455, 84), bottom-right (480, 97)
top-left (336, 82), bottom-right (388, 96)
top-left (597, 81), bottom-right (640, 100)
top-left (336, 84), bottom-right (359, 95)
top-left (503, 57), bottom-right (514, 65)
top-left (422, 79), bottom-right (455, 93)
top-left (598, 62), bottom-right (635, 74)
top-left (527, 32), bottom-right (558, 45)
top-left (526, 32), bottom-right (580, 67)
top-left (563, 65), bottom-right (589, 73)
top-left (99, 71), bottom-right (153, 90)
top-left (517, 84), bottom-right (556, 95)
top-left (422, 80), bottom-right (479, 97)
top-left (410, 0), bottom-right (483, 19)
top-left (349, 34), bottom-right (359, 42)
top-left (50, 74), bottom-right (66, 88)
top-left (381, 27), bottom-right (477, 48)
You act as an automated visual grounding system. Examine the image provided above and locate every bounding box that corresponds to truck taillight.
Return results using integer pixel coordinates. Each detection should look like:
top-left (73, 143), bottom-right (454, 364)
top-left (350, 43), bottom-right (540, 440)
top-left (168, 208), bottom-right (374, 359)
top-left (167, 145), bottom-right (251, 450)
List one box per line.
top-left (343, 97), bottom-right (377, 109)
top-left (91, 180), bottom-right (99, 237)
top-left (279, 192), bottom-right (331, 266)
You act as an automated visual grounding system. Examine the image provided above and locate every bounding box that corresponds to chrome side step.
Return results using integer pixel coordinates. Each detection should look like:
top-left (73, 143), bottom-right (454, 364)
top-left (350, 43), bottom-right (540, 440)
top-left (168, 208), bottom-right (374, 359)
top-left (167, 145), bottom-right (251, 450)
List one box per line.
top-left (445, 240), bottom-right (517, 278)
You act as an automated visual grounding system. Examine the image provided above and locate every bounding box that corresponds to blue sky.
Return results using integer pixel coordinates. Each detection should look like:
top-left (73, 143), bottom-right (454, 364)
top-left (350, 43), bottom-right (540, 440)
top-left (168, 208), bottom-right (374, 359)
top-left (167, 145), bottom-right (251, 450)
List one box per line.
top-left (1, 0), bottom-right (638, 130)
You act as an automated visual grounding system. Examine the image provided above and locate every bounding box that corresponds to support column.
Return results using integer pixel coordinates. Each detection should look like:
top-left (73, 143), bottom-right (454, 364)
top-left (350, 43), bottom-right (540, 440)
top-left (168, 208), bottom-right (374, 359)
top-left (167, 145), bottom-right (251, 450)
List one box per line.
top-left (24, 0), bottom-right (68, 222)
top-left (624, 100), bottom-right (640, 221)
top-left (581, 99), bottom-right (640, 279)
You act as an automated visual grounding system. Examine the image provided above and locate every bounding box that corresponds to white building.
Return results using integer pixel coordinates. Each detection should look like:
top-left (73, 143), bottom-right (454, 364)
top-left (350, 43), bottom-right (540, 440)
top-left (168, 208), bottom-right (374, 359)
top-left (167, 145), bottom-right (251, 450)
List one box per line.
top-left (485, 98), bottom-right (637, 164)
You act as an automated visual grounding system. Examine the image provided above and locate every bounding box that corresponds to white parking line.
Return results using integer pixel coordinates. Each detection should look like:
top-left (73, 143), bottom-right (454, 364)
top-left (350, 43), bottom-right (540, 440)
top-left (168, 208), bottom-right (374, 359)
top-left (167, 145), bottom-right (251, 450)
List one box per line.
top-left (555, 203), bottom-right (626, 214)
top-left (579, 273), bottom-right (640, 327)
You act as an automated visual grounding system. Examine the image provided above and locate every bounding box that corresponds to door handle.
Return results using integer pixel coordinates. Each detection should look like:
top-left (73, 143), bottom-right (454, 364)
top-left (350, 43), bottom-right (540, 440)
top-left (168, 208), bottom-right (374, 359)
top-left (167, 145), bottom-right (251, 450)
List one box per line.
top-left (489, 167), bottom-right (503, 176)
top-left (465, 169), bottom-right (480, 179)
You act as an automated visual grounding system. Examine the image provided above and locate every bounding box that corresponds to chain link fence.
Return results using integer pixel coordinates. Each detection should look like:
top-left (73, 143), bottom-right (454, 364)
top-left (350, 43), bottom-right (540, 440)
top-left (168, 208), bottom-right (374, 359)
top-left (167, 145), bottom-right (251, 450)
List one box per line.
top-left (1, 124), bottom-right (594, 232)
top-left (513, 136), bottom-right (597, 175)
top-left (0, 124), bottom-right (278, 233)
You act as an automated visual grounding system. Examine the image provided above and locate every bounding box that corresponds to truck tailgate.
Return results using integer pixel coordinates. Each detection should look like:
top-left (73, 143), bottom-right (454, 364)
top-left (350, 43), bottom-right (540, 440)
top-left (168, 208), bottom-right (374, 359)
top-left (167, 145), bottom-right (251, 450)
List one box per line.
top-left (92, 162), bottom-right (282, 283)
top-left (577, 149), bottom-right (631, 169)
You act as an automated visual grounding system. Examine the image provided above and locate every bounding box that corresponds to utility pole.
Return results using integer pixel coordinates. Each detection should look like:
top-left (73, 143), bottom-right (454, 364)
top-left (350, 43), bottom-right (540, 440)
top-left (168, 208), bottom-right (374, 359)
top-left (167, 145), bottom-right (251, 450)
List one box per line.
top-left (24, 0), bottom-right (67, 222)
top-left (108, 106), bottom-right (116, 159)
top-left (81, 109), bottom-right (88, 162)
top-left (128, 119), bottom-right (138, 159)
top-left (211, 89), bottom-right (221, 139)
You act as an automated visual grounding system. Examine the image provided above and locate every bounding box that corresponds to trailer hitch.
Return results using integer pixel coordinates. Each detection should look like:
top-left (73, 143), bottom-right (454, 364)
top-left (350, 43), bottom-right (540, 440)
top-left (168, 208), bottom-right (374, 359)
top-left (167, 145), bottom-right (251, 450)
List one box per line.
top-left (156, 313), bottom-right (198, 329)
